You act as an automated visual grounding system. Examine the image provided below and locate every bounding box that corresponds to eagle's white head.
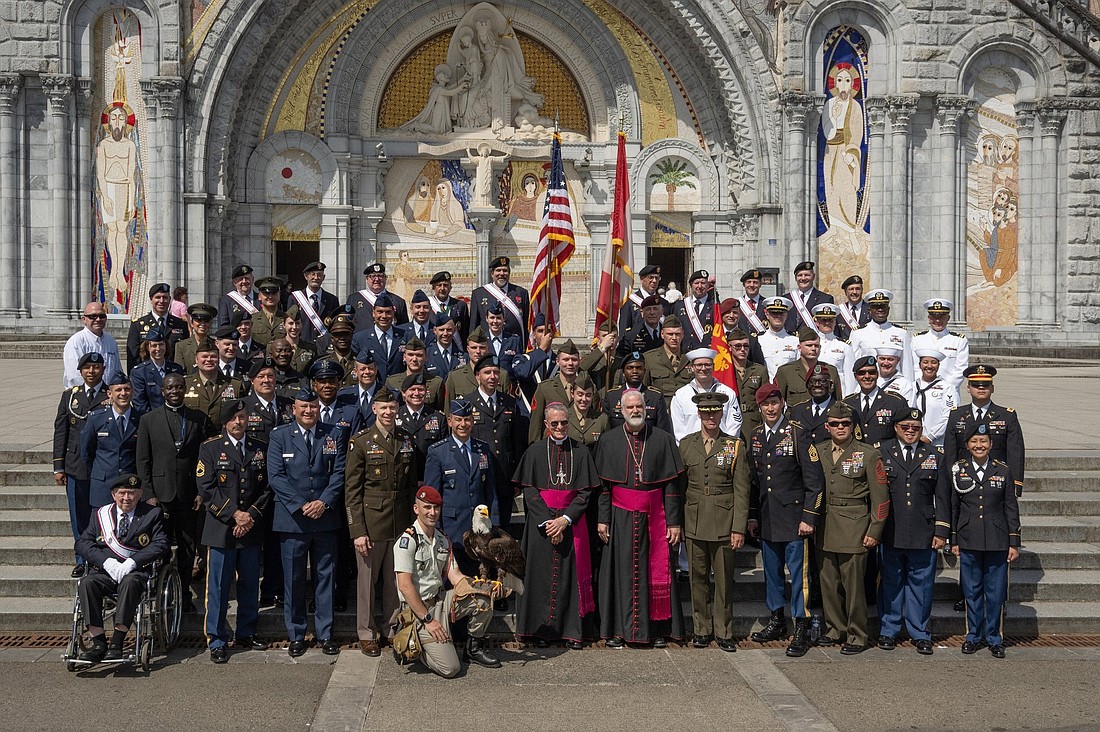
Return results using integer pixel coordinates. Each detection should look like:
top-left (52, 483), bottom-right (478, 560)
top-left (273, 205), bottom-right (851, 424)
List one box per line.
top-left (471, 504), bottom-right (492, 534)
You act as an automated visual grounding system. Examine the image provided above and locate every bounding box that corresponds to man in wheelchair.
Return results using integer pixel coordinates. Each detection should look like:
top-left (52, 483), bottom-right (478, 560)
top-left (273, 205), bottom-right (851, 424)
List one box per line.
top-left (75, 473), bottom-right (170, 663)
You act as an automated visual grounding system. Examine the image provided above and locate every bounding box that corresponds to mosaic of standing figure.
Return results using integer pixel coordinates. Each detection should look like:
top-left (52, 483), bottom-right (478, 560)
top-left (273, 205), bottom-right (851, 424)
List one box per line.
top-left (965, 67), bottom-right (1020, 330)
top-left (816, 26), bottom-right (870, 298)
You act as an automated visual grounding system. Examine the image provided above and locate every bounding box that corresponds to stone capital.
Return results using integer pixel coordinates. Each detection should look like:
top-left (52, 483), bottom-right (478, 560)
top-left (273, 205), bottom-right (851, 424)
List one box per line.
top-left (151, 76), bottom-right (184, 118)
top-left (780, 91), bottom-right (816, 132)
top-left (731, 212), bottom-right (760, 239)
top-left (1037, 104), bottom-right (1068, 137)
top-left (887, 95), bottom-right (920, 132)
top-left (42, 75), bottom-right (74, 116)
top-left (864, 97), bottom-right (888, 136)
top-left (934, 95), bottom-right (971, 135)
top-left (0, 74), bottom-right (22, 115)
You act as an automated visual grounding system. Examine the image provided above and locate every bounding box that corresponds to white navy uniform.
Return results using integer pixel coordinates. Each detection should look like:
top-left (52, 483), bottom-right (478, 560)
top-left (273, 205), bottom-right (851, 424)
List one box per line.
top-left (913, 377), bottom-right (959, 447)
top-left (818, 334), bottom-right (856, 396)
top-left (849, 322), bottom-right (913, 380)
top-left (879, 374), bottom-right (916, 408)
top-left (757, 329), bottom-right (798, 380)
top-left (910, 329), bottom-right (969, 391)
top-left (669, 380), bottom-right (742, 443)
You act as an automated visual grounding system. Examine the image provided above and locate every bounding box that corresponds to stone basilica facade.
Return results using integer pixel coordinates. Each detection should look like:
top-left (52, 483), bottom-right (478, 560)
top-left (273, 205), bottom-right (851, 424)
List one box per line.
top-left (0, 0), bottom-right (1098, 343)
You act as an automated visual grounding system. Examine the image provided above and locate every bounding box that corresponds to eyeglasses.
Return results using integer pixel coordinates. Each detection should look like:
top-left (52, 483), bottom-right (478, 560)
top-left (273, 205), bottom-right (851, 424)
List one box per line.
top-left (897, 424), bottom-right (922, 432)
top-left (547, 420), bottom-right (568, 427)
top-left (83, 313), bottom-right (107, 320)
top-left (826, 420), bottom-right (853, 427)
top-left (856, 370), bottom-right (877, 377)
top-left (730, 344), bottom-right (749, 350)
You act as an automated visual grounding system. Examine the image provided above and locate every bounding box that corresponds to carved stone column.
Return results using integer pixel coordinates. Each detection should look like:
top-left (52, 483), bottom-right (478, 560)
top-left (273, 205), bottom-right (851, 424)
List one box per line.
top-left (1013, 102), bottom-right (1037, 325)
top-left (887, 95), bottom-right (918, 316)
top-left (44, 75), bottom-right (75, 316)
top-left (73, 79), bottom-right (94, 307)
top-left (780, 92), bottom-right (814, 276)
top-left (0, 75), bottom-right (22, 317)
top-left (1036, 104), bottom-right (1066, 324)
top-left (467, 209), bottom-right (500, 285)
top-left (151, 77), bottom-right (183, 287)
top-left (934, 95), bottom-right (971, 321)
top-left (864, 98), bottom-right (887, 289)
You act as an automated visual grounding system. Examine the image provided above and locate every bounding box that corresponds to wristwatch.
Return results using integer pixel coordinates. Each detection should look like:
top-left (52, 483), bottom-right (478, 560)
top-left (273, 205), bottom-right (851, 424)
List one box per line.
top-left (421, 612), bottom-right (433, 624)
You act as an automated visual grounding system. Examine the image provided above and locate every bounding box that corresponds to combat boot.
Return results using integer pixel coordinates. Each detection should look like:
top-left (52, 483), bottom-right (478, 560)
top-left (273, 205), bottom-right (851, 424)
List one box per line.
top-left (465, 637), bottom-right (502, 668)
top-left (785, 618), bottom-right (810, 657)
top-left (751, 609), bottom-right (788, 643)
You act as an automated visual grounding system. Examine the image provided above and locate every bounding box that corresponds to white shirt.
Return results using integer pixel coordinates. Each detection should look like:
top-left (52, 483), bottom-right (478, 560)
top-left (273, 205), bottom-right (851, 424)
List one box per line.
top-left (910, 328), bottom-right (969, 391)
top-left (878, 373), bottom-right (916, 408)
top-left (848, 321), bottom-right (913, 380)
top-left (818, 333), bottom-right (856, 396)
top-left (669, 379), bottom-right (741, 443)
top-left (757, 329), bottom-right (798, 380)
top-left (63, 327), bottom-right (122, 388)
top-left (914, 377), bottom-right (959, 446)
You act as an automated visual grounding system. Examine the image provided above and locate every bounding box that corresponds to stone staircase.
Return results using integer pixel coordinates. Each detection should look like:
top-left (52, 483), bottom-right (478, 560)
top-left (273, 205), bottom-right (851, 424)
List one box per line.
top-left (1, 448), bottom-right (1097, 639)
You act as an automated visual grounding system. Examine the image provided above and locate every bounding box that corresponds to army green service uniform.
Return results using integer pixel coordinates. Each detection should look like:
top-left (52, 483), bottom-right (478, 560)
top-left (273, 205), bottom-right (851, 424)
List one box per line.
top-left (643, 347), bottom-right (692, 410)
top-left (183, 373), bottom-right (246, 437)
top-left (385, 370), bottom-right (443, 409)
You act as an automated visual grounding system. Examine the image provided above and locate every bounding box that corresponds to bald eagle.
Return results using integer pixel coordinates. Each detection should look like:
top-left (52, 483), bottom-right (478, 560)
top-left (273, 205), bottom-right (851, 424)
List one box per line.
top-left (463, 504), bottom-right (526, 596)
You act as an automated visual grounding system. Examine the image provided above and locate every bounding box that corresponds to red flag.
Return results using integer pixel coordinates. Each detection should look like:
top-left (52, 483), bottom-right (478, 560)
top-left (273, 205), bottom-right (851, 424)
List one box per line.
top-left (529, 131), bottom-right (576, 336)
top-left (711, 303), bottom-right (739, 396)
top-left (594, 129), bottom-right (635, 336)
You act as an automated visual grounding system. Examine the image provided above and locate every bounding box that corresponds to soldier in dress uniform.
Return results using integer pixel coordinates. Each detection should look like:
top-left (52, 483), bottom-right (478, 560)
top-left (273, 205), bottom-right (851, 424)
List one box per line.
top-left (445, 328), bottom-right (512, 410)
top-left (428, 270), bottom-right (471, 342)
top-left (788, 365), bottom-right (838, 446)
top-left (130, 327), bottom-right (186, 413)
top-left (267, 338), bottom-right (306, 401)
top-left (281, 312), bottom-right (319, 375)
top-left (425, 312), bottom-right (467, 381)
top-left (174, 303), bottom-right (217, 373)
top-left (384, 337), bottom-right (443, 408)
top-left (126, 282), bottom-right (189, 373)
top-left (774, 328), bottom-right (843, 407)
top-left (529, 339), bottom-right (581, 442)
top-left (746, 384), bottom-right (824, 657)
top-left (53, 352), bottom-right (110, 576)
top-left (483, 302), bottom-right (524, 363)
top-left (812, 304), bottom-right (857, 396)
top-left (80, 372), bottom-right (144, 509)
top-left (231, 312), bottom-right (267, 362)
top-left (943, 365), bottom-right (1024, 497)
top-left (337, 350), bottom-right (384, 431)
top-left (182, 340), bottom-right (244, 437)
top-left (844, 356), bottom-right (909, 444)
top-left (579, 321), bottom-right (621, 395)
top-left (949, 422), bottom-right (1021, 658)
top-left (736, 269), bottom-right (767, 335)
top-left (212, 325), bottom-right (254, 384)
top-left (876, 345), bottom-right (916, 407)
top-left (814, 401), bottom-right (890, 655)
top-left (784, 261), bottom-right (834, 334)
top-left (251, 277), bottom-right (286, 348)
top-left (351, 293), bottom-right (408, 383)
top-left (756, 297), bottom-right (799, 380)
top-left (509, 316), bottom-right (553, 416)
top-left (717, 298), bottom-right (742, 343)
top-left (315, 314), bottom-right (357, 388)
top-left (910, 298), bottom-right (969, 390)
top-left (618, 264), bottom-right (667, 335)
top-left (913, 348), bottom-right (960, 447)
top-left (346, 262), bottom-right (410, 331)
top-left (568, 376), bottom-right (611, 447)
top-left (196, 399), bottom-right (272, 663)
top-left (848, 289), bottom-right (913, 381)
top-left (396, 372), bottom-right (448, 476)
top-left (617, 294), bottom-right (665, 357)
top-left (469, 256), bottom-right (531, 341)
top-left (461, 355), bottom-right (524, 532)
top-left (875, 408), bottom-right (949, 655)
top-left (602, 351), bottom-right (671, 432)
top-left (286, 261), bottom-right (341, 344)
top-left (679, 392), bottom-right (751, 652)
top-left (345, 388), bottom-right (417, 657)
top-left (673, 269), bottom-right (717, 351)
top-left (267, 387), bottom-right (347, 657)
top-left (406, 290), bottom-right (436, 344)
top-left (135, 372), bottom-right (211, 613)
top-left (833, 275), bottom-right (871, 342)
top-left (423, 399), bottom-right (499, 576)
top-left (727, 328), bottom-right (768, 439)
top-left (217, 264), bottom-right (261, 328)
top-left (643, 317), bottom-right (691, 411)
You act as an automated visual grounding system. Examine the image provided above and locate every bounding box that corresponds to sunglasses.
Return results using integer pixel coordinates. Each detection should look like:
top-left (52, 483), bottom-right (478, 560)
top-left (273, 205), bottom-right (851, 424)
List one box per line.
top-left (730, 344), bottom-right (749, 350)
top-left (83, 313), bottom-right (107, 320)
top-left (547, 420), bottom-right (568, 427)
top-left (969, 383), bottom-right (992, 389)
top-left (897, 424), bottom-right (922, 432)
top-left (826, 420), bottom-right (853, 427)
top-left (856, 370), bottom-right (877, 376)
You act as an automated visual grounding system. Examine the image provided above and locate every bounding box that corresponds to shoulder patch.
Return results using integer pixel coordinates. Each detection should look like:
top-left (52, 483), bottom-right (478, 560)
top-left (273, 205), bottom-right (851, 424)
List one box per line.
top-left (875, 459), bottom-right (887, 485)
top-left (808, 444), bottom-right (819, 462)
top-left (196, 461), bottom-right (206, 478)
top-left (398, 536), bottom-right (409, 549)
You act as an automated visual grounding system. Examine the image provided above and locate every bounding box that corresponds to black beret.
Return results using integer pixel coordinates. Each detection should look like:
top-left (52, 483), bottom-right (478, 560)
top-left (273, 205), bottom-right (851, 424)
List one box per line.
top-left (222, 399), bottom-right (247, 424)
top-left (303, 261), bottom-right (326, 273)
top-left (401, 372), bottom-right (426, 391)
top-left (853, 356), bottom-right (878, 373)
top-left (248, 357), bottom-right (278, 379)
top-left (148, 282), bottom-right (170, 298)
top-left (109, 474), bottom-right (142, 492)
top-left (213, 325), bottom-right (239, 341)
top-left (78, 352), bottom-right (105, 368)
top-left (489, 256), bottom-right (511, 270)
top-left (794, 261), bottom-right (815, 274)
top-left (231, 264), bottom-right (253, 279)
top-left (430, 271), bottom-right (451, 285)
top-left (639, 265), bottom-right (660, 277)
top-left (841, 275), bottom-right (863, 289)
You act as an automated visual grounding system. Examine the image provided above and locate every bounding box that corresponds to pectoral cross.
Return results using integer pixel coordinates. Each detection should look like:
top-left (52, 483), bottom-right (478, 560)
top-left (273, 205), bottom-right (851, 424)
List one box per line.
top-left (556, 467), bottom-right (567, 484)
top-left (635, 465), bottom-right (643, 482)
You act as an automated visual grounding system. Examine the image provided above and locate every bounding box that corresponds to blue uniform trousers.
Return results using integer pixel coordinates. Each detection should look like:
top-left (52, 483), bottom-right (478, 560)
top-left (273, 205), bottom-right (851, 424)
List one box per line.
top-left (205, 545), bottom-right (262, 649)
top-left (878, 545), bottom-right (936, 641)
top-left (67, 477), bottom-right (91, 564)
top-left (960, 549), bottom-right (1008, 646)
top-left (760, 538), bottom-right (810, 618)
top-left (281, 531), bottom-right (337, 641)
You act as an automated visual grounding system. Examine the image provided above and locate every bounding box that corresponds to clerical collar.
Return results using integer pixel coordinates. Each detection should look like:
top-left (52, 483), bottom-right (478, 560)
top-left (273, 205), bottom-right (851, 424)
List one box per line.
top-left (166, 403), bottom-right (182, 412)
top-left (551, 436), bottom-right (567, 446)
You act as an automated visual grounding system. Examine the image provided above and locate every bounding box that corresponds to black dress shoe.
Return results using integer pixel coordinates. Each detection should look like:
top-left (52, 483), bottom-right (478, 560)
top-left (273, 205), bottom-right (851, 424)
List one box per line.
top-left (78, 641), bottom-right (107, 664)
top-left (815, 636), bottom-right (838, 647)
top-left (71, 565), bottom-right (86, 578)
top-left (652, 636), bottom-right (667, 649)
top-left (211, 647), bottom-right (228, 664)
top-left (103, 646), bottom-right (125, 662)
top-left (691, 634), bottom-right (712, 648)
top-left (320, 638), bottom-right (341, 655)
top-left (566, 640), bottom-right (584, 650)
top-left (716, 638), bottom-right (737, 653)
top-left (288, 640), bottom-right (307, 658)
top-left (915, 639), bottom-right (934, 655)
top-left (533, 638), bottom-right (549, 648)
top-left (233, 637), bottom-right (268, 651)
top-left (953, 598), bottom-right (966, 612)
top-left (877, 636), bottom-right (897, 651)
top-left (840, 643), bottom-right (866, 655)
top-left (961, 640), bottom-right (982, 654)
top-left (989, 644), bottom-right (1006, 659)
top-left (605, 637), bottom-right (625, 649)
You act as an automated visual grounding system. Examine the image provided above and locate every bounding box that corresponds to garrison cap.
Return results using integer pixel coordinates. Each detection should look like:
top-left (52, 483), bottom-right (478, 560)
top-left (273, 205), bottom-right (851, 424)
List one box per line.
top-left (142, 327), bottom-right (167, 343)
top-left (449, 399), bottom-right (473, 417)
top-left (411, 289), bottom-right (429, 304)
top-left (194, 338), bottom-right (217, 354)
top-left (403, 337), bottom-right (426, 351)
top-left (292, 387), bottom-right (318, 402)
top-left (557, 339), bottom-right (579, 356)
top-left (531, 313), bottom-right (546, 328)
top-left (372, 293), bottom-right (395, 310)
top-left (430, 312), bottom-right (453, 328)
top-left (797, 327), bottom-right (819, 342)
top-left (467, 326), bottom-right (488, 344)
top-left (354, 349), bottom-right (376, 366)
top-left (826, 402), bottom-right (854, 419)
top-left (106, 372), bottom-right (130, 387)
top-left (373, 388), bottom-right (398, 404)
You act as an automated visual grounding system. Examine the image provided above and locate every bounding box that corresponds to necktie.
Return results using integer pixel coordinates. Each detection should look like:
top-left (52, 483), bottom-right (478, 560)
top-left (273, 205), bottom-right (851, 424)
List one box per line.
top-left (238, 439), bottom-right (246, 460)
top-left (322, 406), bottom-right (332, 424)
top-left (118, 511), bottom-right (130, 537)
top-left (976, 407), bottom-right (986, 421)
top-left (224, 365), bottom-right (232, 379)
top-left (311, 293), bottom-right (320, 311)
top-left (305, 429), bottom-right (314, 456)
top-left (117, 415), bottom-right (127, 436)
top-left (493, 337), bottom-right (501, 355)
top-left (462, 443), bottom-right (472, 469)
top-left (704, 437), bottom-right (714, 455)
top-left (904, 445), bottom-right (913, 465)
top-left (832, 444), bottom-right (844, 462)
top-left (440, 300), bottom-right (449, 313)
top-left (696, 299), bottom-right (705, 316)
top-left (86, 387), bottom-right (94, 401)
top-left (488, 394), bottom-right (496, 412)
top-left (748, 299), bottom-right (756, 312)
top-left (813, 404), bottom-right (821, 418)
top-left (863, 395), bottom-right (871, 413)
top-left (975, 465), bottom-right (985, 482)
top-left (380, 331), bottom-right (389, 355)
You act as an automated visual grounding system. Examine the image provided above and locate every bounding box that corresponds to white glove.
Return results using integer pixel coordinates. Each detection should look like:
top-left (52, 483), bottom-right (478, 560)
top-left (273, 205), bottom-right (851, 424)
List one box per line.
top-left (118, 558), bottom-right (137, 578)
top-left (102, 558), bottom-right (122, 582)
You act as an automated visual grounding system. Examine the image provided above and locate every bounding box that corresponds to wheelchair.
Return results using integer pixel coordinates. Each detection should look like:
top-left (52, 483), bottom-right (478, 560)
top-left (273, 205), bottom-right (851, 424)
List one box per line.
top-left (62, 558), bottom-right (183, 672)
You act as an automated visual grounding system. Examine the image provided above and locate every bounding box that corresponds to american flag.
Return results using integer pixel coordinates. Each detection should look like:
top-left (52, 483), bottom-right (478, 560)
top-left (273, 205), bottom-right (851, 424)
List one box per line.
top-left (529, 131), bottom-right (576, 336)
top-left (594, 129), bottom-right (635, 336)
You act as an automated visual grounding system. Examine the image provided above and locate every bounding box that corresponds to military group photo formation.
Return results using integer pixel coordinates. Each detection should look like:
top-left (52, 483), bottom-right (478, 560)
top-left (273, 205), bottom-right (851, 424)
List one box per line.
top-left (2, 0), bottom-right (1099, 727)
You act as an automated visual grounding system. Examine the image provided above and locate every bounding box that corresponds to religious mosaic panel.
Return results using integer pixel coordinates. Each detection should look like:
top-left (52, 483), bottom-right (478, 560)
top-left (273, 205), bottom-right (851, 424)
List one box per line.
top-left (646, 158), bottom-right (700, 212)
top-left (91, 9), bottom-right (152, 314)
top-left (965, 68), bottom-right (1020, 331)
top-left (815, 26), bottom-right (870, 298)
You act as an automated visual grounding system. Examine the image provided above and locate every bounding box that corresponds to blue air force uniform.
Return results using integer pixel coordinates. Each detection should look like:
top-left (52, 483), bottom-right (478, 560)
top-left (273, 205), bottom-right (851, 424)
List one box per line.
top-left (53, 381), bottom-right (109, 562)
top-left (129, 359), bottom-right (185, 413)
top-left (196, 427), bottom-right (272, 649)
top-left (80, 406), bottom-right (144, 509)
top-left (877, 437), bottom-right (950, 642)
top-left (267, 417), bottom-right (347, 643)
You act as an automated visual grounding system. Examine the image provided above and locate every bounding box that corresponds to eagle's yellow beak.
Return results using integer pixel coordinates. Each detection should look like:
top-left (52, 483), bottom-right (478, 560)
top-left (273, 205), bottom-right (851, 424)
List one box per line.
top-left (477, 506), bottom-right (490, 518)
